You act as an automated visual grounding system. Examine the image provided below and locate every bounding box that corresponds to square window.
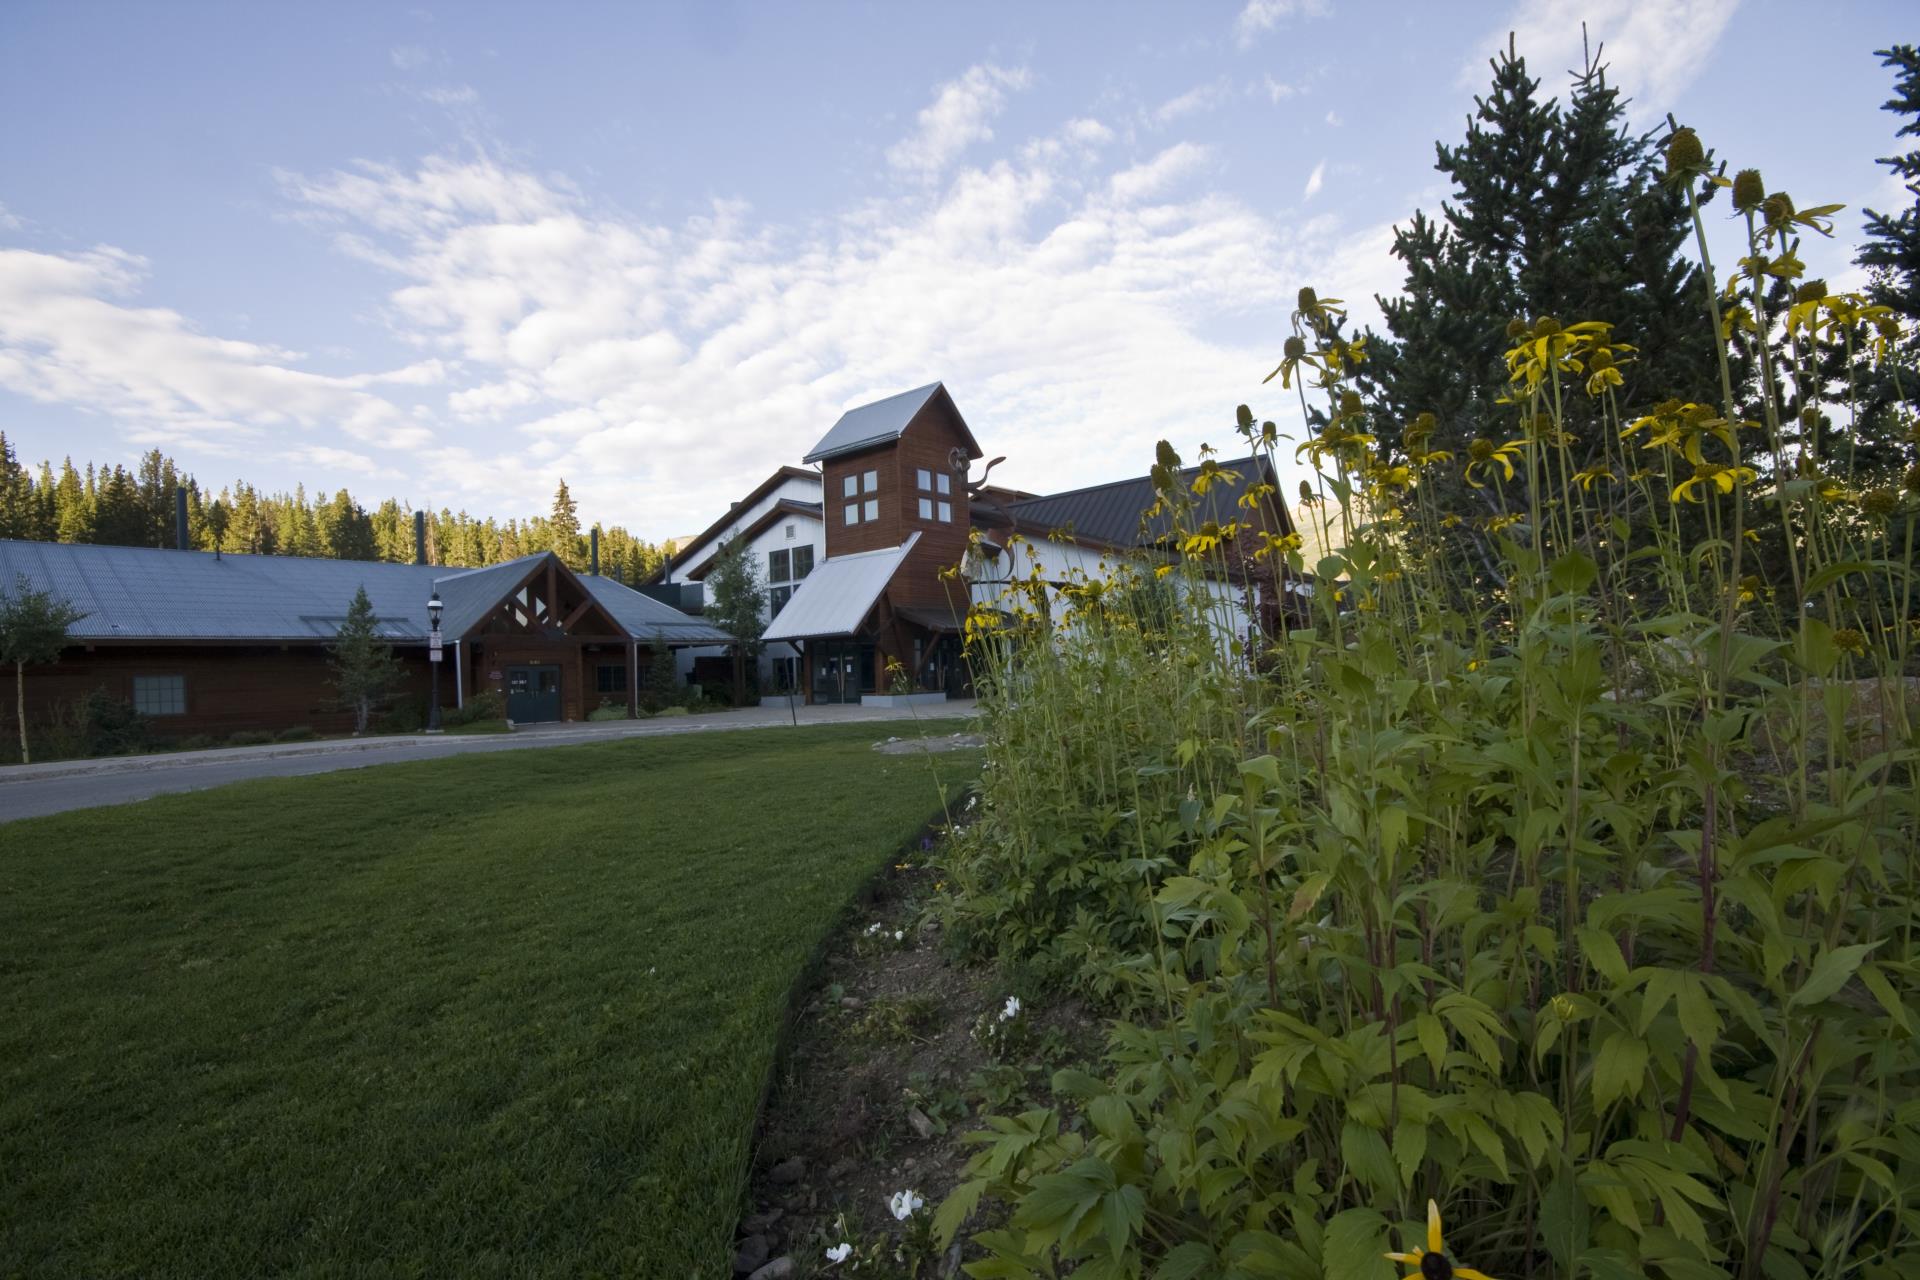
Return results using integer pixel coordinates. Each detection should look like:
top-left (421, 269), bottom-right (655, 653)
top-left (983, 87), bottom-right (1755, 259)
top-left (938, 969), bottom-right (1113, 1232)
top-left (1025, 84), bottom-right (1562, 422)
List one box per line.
top-left (917, 468), bottom-right (932, 490)
top-left (769, 584), bottom-right (794, 616)
top-left (793, 545), bottom-right (815, 578)
top-left (768, 548), bottom-right (790, 583)
top-left (937, 501), bottom-right (952, 523)
top-left (863, 469), bottom-right (878, 493)
top-left (936, 472), bottom-right (951, 495)
top-left (132, 675), bottom-right (185, 716)
top-left (918, 497), bottom-right (933, 520)
top-left (785, 523), bottom-right (796, 540)
top-left (596, 665), bottom-right (627, 694)
top-left (843, 475), bottom-right (858, 498)
top-left (844, 503), bottom-right (859, 525)
top-left (863, 498), bottom-right (879, 521)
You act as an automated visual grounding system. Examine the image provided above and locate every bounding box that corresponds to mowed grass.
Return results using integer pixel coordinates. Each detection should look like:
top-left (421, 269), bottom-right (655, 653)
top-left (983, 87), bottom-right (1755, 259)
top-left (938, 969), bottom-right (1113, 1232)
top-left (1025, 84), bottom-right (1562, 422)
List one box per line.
top-left (0, 722), bottom-right (977, 1279)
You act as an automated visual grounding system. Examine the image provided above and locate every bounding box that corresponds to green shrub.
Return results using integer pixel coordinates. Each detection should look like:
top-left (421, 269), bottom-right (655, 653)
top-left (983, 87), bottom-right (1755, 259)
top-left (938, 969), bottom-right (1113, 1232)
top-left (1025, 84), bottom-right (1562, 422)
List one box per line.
top-left (442, 690), bottom-right (506, 727)
top-left (587, 702), bottom-right (629, 722)
top-left (225, 730), bottom-right (273, 747)
top-left (172, 734), bottom-right (218, 753)
top-left (937, 141), bottom-right (1920, 1280)
top-left (375, 701), bottom-right (423, 734)
top-left (654, 706), bottom-right (689, 718)
top-left (275, 725), bottom-right (317, 742)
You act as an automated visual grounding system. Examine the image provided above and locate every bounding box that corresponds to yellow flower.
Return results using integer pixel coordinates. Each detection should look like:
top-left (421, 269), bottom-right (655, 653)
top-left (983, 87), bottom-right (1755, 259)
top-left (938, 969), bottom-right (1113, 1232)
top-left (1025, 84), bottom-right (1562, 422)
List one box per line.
top-left (1672, 462), bottom-right (1758, 503)
top-left (1464, 438), bottom-right (1526, 488)
top-left (1572, 464), bottom-right (1614, 491)
top-left (1386, 1199), bottom-right (1496, 1280)
top-left (1834, 628), bottom-right (1868, 657)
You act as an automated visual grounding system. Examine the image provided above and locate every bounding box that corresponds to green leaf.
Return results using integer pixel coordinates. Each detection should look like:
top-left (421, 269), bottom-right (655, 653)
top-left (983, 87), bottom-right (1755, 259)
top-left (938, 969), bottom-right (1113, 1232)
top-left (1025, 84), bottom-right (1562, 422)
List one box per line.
top-left (1549, 550), bottom-right (1598, 595)
top-left (1392, 1117), bottom-right (1428, 1186)
top-left (1415, 1012), bottom-right (1447, 1075)
top-left (1322, 1208), bottom-right (1394, 1280)
top-left (1342, 1121), bottom-right (1400, 1195)
top-left (1859, 964), bottom-right (1911, 1033)
top-left (1153, 1241), bottom-right (1218, 1280)
top-left (1790, 942), bottom-right (1879, 1008)
top-left (1540, 1169), bottom-right (1590, 1272)
top-left (1101, 1184), bottom-right (1145, 1258)
top-left (1593, 1029), bottom-right (1649, 1111)
top-left (1577, 927), bottom-right (1629, 985)
top-left (934, 1179), bottom-right (986, 1249)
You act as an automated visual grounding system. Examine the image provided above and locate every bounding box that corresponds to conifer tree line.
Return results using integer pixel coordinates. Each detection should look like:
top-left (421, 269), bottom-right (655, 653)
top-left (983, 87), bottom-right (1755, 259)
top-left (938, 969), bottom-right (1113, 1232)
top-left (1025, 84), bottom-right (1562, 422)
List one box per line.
top-left (0, 441), bottom-right (676, 586)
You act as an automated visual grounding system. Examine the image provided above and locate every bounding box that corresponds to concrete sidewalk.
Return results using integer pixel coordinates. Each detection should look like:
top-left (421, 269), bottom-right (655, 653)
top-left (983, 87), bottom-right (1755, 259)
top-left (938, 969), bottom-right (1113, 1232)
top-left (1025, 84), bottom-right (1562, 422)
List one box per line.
top-left (0, 700), bottom-right (978, 822)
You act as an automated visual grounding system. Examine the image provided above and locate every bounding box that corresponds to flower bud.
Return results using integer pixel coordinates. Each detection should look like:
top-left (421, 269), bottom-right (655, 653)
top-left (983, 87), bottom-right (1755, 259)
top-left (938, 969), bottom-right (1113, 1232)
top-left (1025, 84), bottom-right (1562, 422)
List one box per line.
top-left (1297, 286), bottom-right (1319, 312)
top-left (1505, 317), bottom-right (1528, 340)
top-left (1860, 488), bottom-right (1898, 518)
top-left (1665, 127), bottom-right (1704, 174)
top-left (1799, 406), bottom-right (1824, 432)
top-left (1533, 316), bottom-right (1562, 338)
top-left (1732, 168), bottom-right (1765, 212)
top-left (1794, 279), bottom-right (1827, 305)
top-left (1284, 335), bottom-right (1307, 360)
top-left (1469, 438), bottom-right (1494, 462)
top-left (1299, 480), bottom-right (1315, 504)
top-left (1588, 347), bottom-right (1614, 370)
top-left (1339, 390), bottom-right (1363, 419)
top-left (1762, 192), bottom-right (1795, 224)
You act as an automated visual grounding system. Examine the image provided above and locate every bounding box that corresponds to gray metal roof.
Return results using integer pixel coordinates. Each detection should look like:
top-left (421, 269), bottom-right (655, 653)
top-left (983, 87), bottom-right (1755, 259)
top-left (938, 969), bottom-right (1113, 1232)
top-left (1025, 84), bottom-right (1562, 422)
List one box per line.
top-left (998, 454), bottom-right (1283, 547)
top-left (0, 539), bottom-right (725, 645)
top-left (802, 383), bottom-right (946, 463)
top-left (762, 533), bottom-right (919, 642)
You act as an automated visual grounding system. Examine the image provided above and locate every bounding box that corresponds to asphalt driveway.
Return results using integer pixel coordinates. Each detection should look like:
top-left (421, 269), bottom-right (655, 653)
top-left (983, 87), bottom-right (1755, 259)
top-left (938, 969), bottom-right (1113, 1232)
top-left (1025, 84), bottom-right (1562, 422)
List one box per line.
top-left (0, 700), bottom-right (976, 823)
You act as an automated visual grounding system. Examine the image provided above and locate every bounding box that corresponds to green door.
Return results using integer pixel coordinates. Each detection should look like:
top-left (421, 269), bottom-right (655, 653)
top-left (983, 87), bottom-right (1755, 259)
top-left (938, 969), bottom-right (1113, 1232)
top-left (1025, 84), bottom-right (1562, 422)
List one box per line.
top-left (505, 664), bottom-right (562, 722)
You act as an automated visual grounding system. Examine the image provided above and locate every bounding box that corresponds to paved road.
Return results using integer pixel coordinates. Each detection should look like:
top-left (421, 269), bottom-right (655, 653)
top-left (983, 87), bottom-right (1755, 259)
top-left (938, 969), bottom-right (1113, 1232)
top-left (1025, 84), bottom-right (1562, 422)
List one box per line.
top-left (0, 700), bottom-right (978, 823)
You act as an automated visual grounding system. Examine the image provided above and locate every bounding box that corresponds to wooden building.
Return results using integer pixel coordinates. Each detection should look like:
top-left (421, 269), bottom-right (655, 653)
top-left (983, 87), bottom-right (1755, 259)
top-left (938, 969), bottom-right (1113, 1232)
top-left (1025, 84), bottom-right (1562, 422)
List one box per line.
top-left (0, 538), bottom-right (727, 740)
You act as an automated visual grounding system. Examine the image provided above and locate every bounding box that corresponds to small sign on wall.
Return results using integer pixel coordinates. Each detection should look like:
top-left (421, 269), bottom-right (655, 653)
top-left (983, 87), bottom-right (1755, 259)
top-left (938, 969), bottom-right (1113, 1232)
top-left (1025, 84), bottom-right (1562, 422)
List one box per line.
top-left (489, 670), bottom-right (503, 681)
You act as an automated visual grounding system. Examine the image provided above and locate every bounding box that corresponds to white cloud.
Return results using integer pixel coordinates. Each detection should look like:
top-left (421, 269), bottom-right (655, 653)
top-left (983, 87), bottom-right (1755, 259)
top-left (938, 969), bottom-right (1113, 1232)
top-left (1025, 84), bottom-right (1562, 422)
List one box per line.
top-left (1324, 109), bottom-right (1342, 127)
top-left (1235, 0), bottom-right (1329, 49)
top-left (0, 202), bottom-right (23, 232)
top-left (390, 45), bottom-right (431, 70)
top-left (274, 118), bottom-right (1388, 534)
top-left (1303, 160), bottom-right (1326, 200)
top-left (1471, 0), bottom-right (1741, 116)
top-left (1262, 77), bottom-right (1301, 103)
top-left (885, 64), bottom-right (1032, 178)
top-left (1154, 79), bottom-right (1231, 124)
top-left (0, 245), bottom-right (434, 455)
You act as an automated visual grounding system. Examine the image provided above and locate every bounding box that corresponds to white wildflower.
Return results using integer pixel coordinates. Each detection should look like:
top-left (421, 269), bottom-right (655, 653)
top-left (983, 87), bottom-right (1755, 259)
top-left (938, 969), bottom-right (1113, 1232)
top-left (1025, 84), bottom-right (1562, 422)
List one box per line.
top-left (1000, 995), bottom-right (1022, 1021)
top-left (865, 923), bottom-right (884, 936)
top-left (888, 1189), bottom-right (924, 1221)
top-left (825, 1242), bottom-right (853, 1264)
top-left (893, 930), bottom-right (905, 943)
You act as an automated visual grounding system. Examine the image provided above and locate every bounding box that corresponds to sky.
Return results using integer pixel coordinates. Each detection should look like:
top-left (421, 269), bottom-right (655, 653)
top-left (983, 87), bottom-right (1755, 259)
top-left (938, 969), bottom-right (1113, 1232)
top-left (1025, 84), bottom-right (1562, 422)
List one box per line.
top-left (1, 0), bottom-right (1913, 543)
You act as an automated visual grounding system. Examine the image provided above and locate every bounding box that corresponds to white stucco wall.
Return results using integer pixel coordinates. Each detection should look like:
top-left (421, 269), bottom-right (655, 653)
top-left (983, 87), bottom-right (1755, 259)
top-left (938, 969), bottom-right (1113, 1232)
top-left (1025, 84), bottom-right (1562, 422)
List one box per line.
top-left (967, 535), bottom-right (1257, 650)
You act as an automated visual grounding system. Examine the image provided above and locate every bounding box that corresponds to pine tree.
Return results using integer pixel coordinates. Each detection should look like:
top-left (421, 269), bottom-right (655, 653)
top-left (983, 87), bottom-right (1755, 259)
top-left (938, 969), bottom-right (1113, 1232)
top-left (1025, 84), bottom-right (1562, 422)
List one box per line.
top-left (0, 433), bottom-right (30, 540)
top-left (549, 480), bottom-right (583, 569)
top-left (327, 586), bottom-right (404, 734)
top-left (1861, 45), bottom-right (1920, 319)
top-left (54, 460), bottom-right (91, 544)
top-left (92, 467), bottom-right (146, 546)
top-left (1361, 35), bottom-right (1716, 583)
top-left (644, 631), bottom-right (678, 710)
top-left (0, 574), bottom-right (87, 764)
top-left (703, 535), bottom-right (764, 706)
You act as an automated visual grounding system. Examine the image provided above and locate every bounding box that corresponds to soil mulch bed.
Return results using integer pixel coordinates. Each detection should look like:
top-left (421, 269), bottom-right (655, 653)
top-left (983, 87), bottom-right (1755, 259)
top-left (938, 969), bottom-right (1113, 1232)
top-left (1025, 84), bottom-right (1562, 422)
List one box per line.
top-left (731, 855), bottom-right (1101, 1278)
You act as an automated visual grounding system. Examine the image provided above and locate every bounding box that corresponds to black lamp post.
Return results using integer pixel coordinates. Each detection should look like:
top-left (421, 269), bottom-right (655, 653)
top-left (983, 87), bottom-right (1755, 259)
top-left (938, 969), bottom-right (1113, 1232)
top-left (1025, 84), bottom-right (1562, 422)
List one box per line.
top-left (426, 590), bottom-right (444, 733)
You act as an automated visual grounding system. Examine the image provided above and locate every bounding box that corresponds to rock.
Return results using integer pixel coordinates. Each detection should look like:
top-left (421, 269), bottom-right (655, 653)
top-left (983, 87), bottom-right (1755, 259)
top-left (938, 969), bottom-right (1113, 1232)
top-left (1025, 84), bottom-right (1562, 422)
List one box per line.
top-left (748, 1258), bottom-right (795, 1280)
top-left (906, 1108), bottom-right (937, 1140)
top-left (840, 996), bottom-right (863, 1010)
top-left (741, 1208), bottom-right (783, 1233)
top-left (732, 1235), bottom-right (771, 1273)
top-left (941, 1241), bottom-right (965, 1277)
top-left (825, 1157), bottom-right (857, 1182)
top-left (904, 1157), bottom-right (917, 1170)
top-left (769, 1156), bottom-right (806, 1185)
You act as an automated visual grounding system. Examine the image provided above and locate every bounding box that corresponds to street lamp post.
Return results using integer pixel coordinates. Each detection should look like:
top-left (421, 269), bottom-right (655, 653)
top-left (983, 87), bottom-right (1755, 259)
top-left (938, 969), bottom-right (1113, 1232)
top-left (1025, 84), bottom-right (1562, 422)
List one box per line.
top-left (427, 590), bottom-right (444, 733)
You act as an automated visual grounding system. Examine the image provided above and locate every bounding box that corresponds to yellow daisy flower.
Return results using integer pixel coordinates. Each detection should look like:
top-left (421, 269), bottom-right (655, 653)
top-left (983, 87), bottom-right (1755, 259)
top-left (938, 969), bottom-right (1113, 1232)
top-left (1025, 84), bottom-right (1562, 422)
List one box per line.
top-left (1385, 1200), bottom-right (1496, 1280)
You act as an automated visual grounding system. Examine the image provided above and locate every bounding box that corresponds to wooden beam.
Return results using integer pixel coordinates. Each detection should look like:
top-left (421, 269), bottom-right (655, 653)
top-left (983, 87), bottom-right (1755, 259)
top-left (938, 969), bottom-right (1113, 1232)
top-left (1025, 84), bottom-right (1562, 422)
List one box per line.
top-left (562, 598), bottom-right (595, 631)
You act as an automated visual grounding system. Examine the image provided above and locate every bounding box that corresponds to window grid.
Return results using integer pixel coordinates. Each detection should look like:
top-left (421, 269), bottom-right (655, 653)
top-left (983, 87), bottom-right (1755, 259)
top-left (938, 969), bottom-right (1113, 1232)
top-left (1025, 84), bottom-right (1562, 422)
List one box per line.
top-left (792, 545), bottom-right (815, 578)
top-left (596, 665), bottom-right (627, 694)
top-left (768, 548), bottom-right (791, 583)
top-left (132, 675), bottom-right (186, 716)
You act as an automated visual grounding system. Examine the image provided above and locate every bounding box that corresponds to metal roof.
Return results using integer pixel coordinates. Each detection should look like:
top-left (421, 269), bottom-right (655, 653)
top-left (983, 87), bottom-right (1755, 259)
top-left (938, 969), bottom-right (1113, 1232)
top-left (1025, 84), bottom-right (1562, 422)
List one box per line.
top-left (803, 383), bottom-right (959, 464)
top-left (0, 539), bottom-right (725, 645)
top-left (998, 454), bottom-right (1284, 547)
top-left (762, 533), bottom-right (919, 642)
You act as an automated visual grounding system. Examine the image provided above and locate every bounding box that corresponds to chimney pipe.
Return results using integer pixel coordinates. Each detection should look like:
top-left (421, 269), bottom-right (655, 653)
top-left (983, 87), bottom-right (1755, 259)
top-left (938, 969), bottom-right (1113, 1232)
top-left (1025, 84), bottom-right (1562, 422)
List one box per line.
top-left (175, 487), bottom-right (189, 551)
top-left (590, 527), bottom-right (600, 576)
top-left (413, 510), bottom-right (427, 565)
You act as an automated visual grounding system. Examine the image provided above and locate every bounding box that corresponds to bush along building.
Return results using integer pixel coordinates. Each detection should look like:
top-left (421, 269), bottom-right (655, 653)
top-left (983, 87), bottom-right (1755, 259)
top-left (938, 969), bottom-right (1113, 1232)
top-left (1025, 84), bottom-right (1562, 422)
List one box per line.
top-left (666, 381), bottom-right (1300, 706)
top-left (0, 508), bottom-right (726, 743)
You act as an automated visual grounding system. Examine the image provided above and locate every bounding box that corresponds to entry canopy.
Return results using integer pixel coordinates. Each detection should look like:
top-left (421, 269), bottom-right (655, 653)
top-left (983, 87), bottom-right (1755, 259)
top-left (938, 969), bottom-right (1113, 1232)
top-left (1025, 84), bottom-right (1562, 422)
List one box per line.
top-left (762, 533), bottom-right (919, 643)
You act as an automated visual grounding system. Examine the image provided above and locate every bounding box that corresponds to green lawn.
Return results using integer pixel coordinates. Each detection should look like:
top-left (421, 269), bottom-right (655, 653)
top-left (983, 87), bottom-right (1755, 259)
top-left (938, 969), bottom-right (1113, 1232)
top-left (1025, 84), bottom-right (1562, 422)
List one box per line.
top-left (0, 723), bottom-right (976, 1279)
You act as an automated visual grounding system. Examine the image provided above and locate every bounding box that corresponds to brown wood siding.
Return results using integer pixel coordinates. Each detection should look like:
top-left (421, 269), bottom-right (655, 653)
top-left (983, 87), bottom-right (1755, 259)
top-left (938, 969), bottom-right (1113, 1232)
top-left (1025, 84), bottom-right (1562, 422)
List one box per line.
top-left (890, 400), bottom-right (973, 611)
top-left (10, 644), bottom-right (435, 739)
top-left (821, 443), bottom-right (903, 558)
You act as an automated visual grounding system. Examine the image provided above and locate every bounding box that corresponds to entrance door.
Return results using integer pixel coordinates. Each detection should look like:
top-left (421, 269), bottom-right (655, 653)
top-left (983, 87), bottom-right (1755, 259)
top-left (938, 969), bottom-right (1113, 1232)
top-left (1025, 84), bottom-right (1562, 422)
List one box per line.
top-left (810, 641), bottom-right (873, 704)
top-left (505, 664), bottom-right (562, 722)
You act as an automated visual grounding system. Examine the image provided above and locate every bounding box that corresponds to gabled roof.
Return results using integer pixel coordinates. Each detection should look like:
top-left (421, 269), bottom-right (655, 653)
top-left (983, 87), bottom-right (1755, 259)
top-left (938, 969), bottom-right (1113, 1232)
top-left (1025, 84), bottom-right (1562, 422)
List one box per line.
top-left (655, 465), bottom-right (819, 582)
top-left (998, 454), bottom-right (1287, 548)
top-left (684, 499), bottom-right (822, 581)
top-left (802, 382), bottom-right (983, 464)
top-left (762, 533), bottom-right (920, 642)
top-left (0, 539), bottom-right (726, 646)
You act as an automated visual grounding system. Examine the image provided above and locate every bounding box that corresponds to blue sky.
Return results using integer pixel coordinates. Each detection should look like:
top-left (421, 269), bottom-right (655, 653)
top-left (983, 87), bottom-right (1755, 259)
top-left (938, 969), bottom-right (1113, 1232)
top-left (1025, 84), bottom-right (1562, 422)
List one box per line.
top-left (1, 0), bottom-right (1911, 541)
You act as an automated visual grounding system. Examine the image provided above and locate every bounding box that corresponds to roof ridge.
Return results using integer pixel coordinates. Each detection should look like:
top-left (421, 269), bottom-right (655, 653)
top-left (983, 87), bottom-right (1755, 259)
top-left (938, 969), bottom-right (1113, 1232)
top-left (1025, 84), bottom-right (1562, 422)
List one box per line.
top-left (1007, 453), bottom-right (1264, 507)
